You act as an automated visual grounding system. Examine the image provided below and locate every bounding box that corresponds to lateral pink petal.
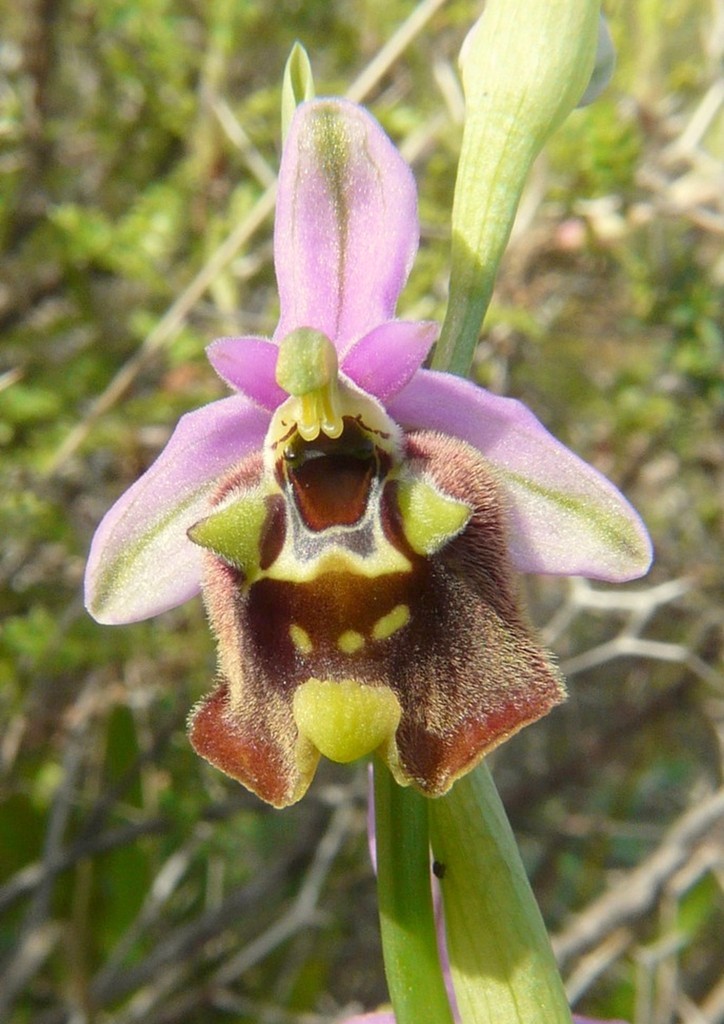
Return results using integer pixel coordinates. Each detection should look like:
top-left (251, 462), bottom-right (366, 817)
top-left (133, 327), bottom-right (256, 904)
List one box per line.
top-left (341, 320), bottom-right (437, 401)
top-left (388, 371), bottom-right (653, 582)
top-left (206, 337), bottom-right (286, 411)
top-left (274, 99), bottom-right (419, 353)
top-left (85, 395), bottom-right (268, 624)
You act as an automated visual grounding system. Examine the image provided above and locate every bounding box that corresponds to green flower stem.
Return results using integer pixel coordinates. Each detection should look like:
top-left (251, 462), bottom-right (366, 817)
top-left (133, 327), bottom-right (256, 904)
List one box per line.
top-left (373, 761), bottom-right (455, 1024)
top-left (433, 0), bottom-right (600, 377)
top-left (429, 763), bottom-right (572, 1024)
top-left (426, 6), bottom-right (602, 1018)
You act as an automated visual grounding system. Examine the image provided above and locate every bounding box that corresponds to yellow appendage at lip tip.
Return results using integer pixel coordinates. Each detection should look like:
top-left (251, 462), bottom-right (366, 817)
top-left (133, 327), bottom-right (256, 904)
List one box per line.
top-left (293, 678), bottom-right (401, 764)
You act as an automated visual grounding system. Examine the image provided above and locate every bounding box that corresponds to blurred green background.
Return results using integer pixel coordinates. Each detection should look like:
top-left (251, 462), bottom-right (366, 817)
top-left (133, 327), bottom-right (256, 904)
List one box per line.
top-left (1, 1), bottom-right (722, 1022)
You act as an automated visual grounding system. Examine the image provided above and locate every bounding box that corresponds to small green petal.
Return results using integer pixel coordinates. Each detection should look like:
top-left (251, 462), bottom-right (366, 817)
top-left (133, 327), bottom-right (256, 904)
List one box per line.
top-left (276, 328), bottom-right (338, 396)
top-left (397, 478), bottom-right (471, 555)
top-left (188, 491), bottom-right (268, 578)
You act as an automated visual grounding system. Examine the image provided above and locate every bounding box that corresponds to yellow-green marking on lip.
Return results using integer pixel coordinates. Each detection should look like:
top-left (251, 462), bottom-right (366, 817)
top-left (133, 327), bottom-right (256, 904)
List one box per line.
top-left (372, 603), bottom-right (410, 641)
top-left (338, 630), bottom-right (366, 654)
top-left (289, 623), bottom-right (313, 655)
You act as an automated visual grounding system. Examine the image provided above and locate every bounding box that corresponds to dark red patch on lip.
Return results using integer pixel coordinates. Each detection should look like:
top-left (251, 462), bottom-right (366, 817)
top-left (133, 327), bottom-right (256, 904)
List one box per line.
top-left (282, 419), bottom-right (378, 530)
top-left (189, 682), bottom-right (294, 807)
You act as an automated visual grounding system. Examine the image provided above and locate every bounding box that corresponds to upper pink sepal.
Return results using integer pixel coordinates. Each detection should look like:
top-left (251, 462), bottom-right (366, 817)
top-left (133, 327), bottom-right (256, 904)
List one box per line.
top-left (273, 99), bottom-right (419, 353)
top-left (388, 370), bottom-right (653, 582)
top-left (84, 395), bottom-right (268, 624)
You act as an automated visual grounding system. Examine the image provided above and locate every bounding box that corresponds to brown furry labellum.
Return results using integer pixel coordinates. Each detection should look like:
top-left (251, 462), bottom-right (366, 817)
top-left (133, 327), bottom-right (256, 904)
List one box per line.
top-left (187, 418), bottom-right (565, 808)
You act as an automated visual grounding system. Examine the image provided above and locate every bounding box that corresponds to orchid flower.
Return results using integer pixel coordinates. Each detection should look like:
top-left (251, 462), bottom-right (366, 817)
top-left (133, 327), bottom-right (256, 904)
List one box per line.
top-left (85, 97), bottom-right (651, 810)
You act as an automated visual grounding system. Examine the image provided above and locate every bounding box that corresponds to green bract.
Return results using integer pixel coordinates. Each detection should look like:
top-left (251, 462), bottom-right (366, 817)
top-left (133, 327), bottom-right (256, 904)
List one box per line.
top-left (435, 0), bottom-right (601, 375)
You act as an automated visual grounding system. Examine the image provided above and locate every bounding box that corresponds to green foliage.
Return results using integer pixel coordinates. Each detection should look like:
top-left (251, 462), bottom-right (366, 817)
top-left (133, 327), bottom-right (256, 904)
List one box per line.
top-left (550, 97), bottom-right (643, 197)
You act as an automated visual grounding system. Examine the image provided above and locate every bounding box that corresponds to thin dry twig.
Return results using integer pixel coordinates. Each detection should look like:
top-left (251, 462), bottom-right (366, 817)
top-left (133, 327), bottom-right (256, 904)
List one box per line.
top-left (700, 973), bottom-right (724, 1024)
top-left (0, 922), bottom-right (63, 1019)
top-left (539, 577), bottom-right (722, 690)
top-left (561, 635), bottom-right (721, 687)
top-left (565, 927), bottom-right (634, 1005)
top-left (212, 800), bottom-right (355, 988)
top-left (553, 786), bottom-right (724, 972)
top-left (86, 806), bottom-right (330, 1012)
top-left (87, 801), bottom-right (356, 1024)
top-left (0, 681), bottom-right (99, 1013)
top-left (90, 841), bottom-right (202, 1000)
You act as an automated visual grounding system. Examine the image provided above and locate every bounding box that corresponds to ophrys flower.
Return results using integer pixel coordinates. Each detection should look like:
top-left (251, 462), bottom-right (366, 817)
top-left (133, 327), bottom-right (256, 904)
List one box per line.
top-left (85, 99), bottom-right (651, 807)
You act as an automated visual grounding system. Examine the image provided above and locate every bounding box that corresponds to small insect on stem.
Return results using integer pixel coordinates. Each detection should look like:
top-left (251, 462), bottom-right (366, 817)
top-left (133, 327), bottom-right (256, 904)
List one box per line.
top-left (432, 859), bottom-right (446, 879)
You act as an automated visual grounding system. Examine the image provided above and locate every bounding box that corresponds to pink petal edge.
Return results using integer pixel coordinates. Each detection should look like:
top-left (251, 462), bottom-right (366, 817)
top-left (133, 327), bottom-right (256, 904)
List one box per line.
top-left (85, 395), bottom-right (268, 624)
top-left (339, 1015), bottom-right (394, 1024)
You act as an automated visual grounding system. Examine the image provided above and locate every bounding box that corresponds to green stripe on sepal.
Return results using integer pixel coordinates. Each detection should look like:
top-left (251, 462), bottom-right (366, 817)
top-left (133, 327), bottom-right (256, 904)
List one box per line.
top-left (90, 484), bottom-right (208, 623)
top-left (501, 467), bottom-right (652, 575)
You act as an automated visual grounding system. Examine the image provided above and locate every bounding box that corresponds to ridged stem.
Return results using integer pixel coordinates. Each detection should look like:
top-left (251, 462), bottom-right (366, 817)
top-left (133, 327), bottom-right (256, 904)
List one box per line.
top-left (374, 762), bottom-right (455, 1024)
